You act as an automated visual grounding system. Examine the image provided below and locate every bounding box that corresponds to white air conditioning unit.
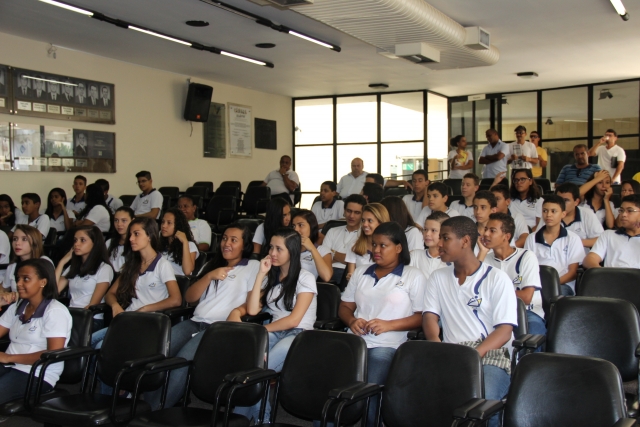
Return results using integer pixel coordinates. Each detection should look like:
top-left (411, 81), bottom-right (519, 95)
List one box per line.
top-left (394, 42), bottom-right (440, 65)
top-left (464, 27), bottom-right (490, 50)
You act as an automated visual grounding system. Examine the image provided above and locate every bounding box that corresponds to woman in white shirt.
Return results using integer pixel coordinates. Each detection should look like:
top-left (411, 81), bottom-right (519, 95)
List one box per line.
top-left (44, 188), bottom-right (75, 233)
top-left (105, 207), bottom-right (134, 272)
top-left (55, 226), bottom-right (114, 332)
top-left (74, 184), bottom-right (112, 233)
top-left (0, 258), bottom-right (72, 404)
top-left (448, 135), bottom-right (474, 179)
top-left (345, 203), bottom-right (390, 281)
top-left (159, 208), bottom-right (198, 276)
top-left (580, 170), bottom-right (619, 229)
top-left (291, 210), bottom-right (333, 281)
top-left (509, 168), bottom-right (543, 231)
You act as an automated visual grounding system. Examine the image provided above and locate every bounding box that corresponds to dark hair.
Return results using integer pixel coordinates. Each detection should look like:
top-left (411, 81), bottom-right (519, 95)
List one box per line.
top-left (65, 226), bottom-right (113, 279)
top-left (198, 223), bottom-right (253, 289)
top-left (412, 169), bottom-right (428, 180)
top-left (515, 125), bottom-right (527, 134)
top-left (573, 144), bottom-right (588, 152)
top-left (584, 172), bottom-right (611, 201)
top-left (426, 211), bottom-right (450, 224)
top-left (543, 194), bottom-right (566, 211)
top-left (74, 175), bottom-right (87, 184)
top-left (442, 216), bottom-right (478, 248)
top-left (0, 195), bottom-right (17, 227)
top-left (108, 206), bottom-right (134, 260)
top-left (366, 173), bottom-right (384, 186)
top-left (261, 228), bottom-right (302, 312)
top-left (136, 170), bottom-right (152, 180)
top-left (280, 155), bottom-right (292, 162)
top-left (21, 193), bottom-right (41, 205)
top-left (117, 218), bottom-right (159, 308)
top-left (77, 183), bottom-right (111, 222)
top-left (158, 208), bottom-right (195, 267)
top-left (530, 130), bottom-right (541, 147)
top-left (510, 169), bottom-right (541, 203)
top-left (321, 181), bottom-right (337, 192)
top-left (10, 225), bottom-right (45, 263)
top-left (463, 173), bottom-right (480, 186)
top-left (555, 182), bottom-right (581, 202)
top-left (474, 190), bottom-right (497, 208)
top-left (606, 129), bottom-right (618, 137)
top-left (362, 183), bottom-right (384, 203)
top-left (292, 209), bottom-right (319, 244)
top-left (490, 184), bottom-right (510, 201)
top-left (372, 222), bottom-right (411, 266)
top-left (95, 178), bottom-right (110, 192)
top-left (381, 196), bottom-right (416, 230)
top-left (450, 135), bottom-right (465, 147)
top-left (45, 188), bottom-right (68, 219)
top-left (18, 258), bottom-right (59, 300)
top-left (262, 198), bottom-right (292, 256)
top-left (621, 194), bottom-right (640, 209)
top-left (488, 213), bottom-right (515, 242)
top-left (428, 182), bottom-right (449, 198)
top-left (621, 180), bottom-right (640, 195)
top-left (344, 194), bottom-right (367, 211)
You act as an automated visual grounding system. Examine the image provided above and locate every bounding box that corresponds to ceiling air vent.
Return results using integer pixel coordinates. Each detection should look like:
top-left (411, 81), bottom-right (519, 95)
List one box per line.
top-left (394, 42), bottom-right (440, 65)
top-left (464, 27), bottom-right (490, 50)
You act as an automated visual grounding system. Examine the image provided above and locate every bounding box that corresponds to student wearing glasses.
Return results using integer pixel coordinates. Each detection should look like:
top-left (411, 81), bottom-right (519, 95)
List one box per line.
top-left (507, 169), bottom-right (543, 232)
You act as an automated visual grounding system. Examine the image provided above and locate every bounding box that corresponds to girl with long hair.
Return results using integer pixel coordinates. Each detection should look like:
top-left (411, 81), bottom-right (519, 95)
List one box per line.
top-left (291, 209), bottom-right (333, 281)
top-left (105, 207), bottom-right (134, 272)
top-left (345, 203), bottom-right (390, 281)
top-left (0, 194), bottom-right (18, 230)
top-left (74, 183), bottom-right (112, 233)
top-left (45, 188), bottom-right (74, 232)
top-left (508, 168), bottom-right (543, 231)
top-left (252, 197), bottom-right (291, 255)
top-left (580, 170), bottom-right (618, 228)
top-left (158, 208), bottom-right (197, 276)
top-left (380, 196), bottom-right (424, 251)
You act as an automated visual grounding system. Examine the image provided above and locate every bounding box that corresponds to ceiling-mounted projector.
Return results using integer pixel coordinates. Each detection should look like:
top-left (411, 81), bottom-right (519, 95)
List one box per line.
top-left (394, 42), bottom-right (440, 65)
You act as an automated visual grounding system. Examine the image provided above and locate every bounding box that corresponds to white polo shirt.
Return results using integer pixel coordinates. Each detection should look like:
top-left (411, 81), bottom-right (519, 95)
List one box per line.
top-left (14, 214), bottom-right (51, 239)
top-left (105, 239), bottom-right (126, 272)
top-left (524, 226), bottom-right (584, 292)
top-left (252, 223), bottom-right (266, 246)
top-left (2, 256), bottom-right (53, 291)
top-left (345, 248), bottom-right (374, 269)
top-left (189, 219), bottom-right (212, 247)
top-left (263, 268), bottom-right (317, 330)
top-left (337, 172), bottom-right (368, 198)
top-left (423, 263), bottom-right (518, 345)
top-left (508, 209), bottom-right (530, 243)
top-left (192, 259), bottom-right (260, 324)
top-left (342, 263), bottom-right (427, 349)
top-left (0, 299), bottom-right (71, 387)
top-left (0, 229), bottom-right (9, 265)
top-left (320, 226), bottom-right (360, 269)
top-left (130, 189), bottom-right (163, 219)
top-left (582, 199), bottom-right (618, 226)
top-left (82, 205), bottom-right (111, 233)
top-left (106, 195), bottom-right (123, 214)
top-left (264, 170), bottom-right (300, 203)
top-left (508, 141), bottom-right (538, 169)
top-left (126, 255), bottom-right (177, 312)
top-left (480, 141), bottom-right (509, 179)
top-left (311, 199), bottom-right (345, 225)
top-left (509, 197), bottom-right (542, 229)
top-left (483, 248), bottom-right (544, 320)
top-left (161, 241), bottom-right (198, 276)
top-left (49, 210), bottom-right (76, 232)
top-left (590, 229), bottom-right (640, 268)
top-left (416, 207), bottom-right (460, 229)
top-left (449, 200), bottom-right (475, 219)
top-left (562, 206), bottom-right (604, 255)
top-left (409, 249), bottom-right (450, 280)
top-left (402, 194), bottom-right (426, 222)
top-left (63, 262), bottom-right (114, 318)
top-left (596, 144), bottom-right (626, 183)
top-left (66, 195), bottom-right (86, 214)
top-left (403, 226), bottom-right (424, 252)
top-left (300, 245), bottom-right (332, 280)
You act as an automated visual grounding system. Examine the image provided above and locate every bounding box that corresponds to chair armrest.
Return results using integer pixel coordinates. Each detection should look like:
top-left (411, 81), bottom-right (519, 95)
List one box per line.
top-left (452, 398), bottom-right (485, 419)
top-left (88, 303), bottom-right (109, 314)
top-left (39, 346), bottom-right (98, 361)
top-left (512, 334), bottom-right (532, 353)
top-left (162, 306), bottom-right (195, 320)
top-left (224, 368), bottom-right (278, 386)
top-left (241, 312), bottom-right (272, 324)
top-left (407, 328), bottom-right (424, 340)
top-left (314, 318), bottom-right (345, 331)
top-left (524, 334), bottom-right (546, 350)
top-left (467, 399), bottom-right (504, 421)
top-left (328, 382), bottom-right (383, 401)
top-left (550, 295), bottom-right (564, 305)
top-left (122, 354), bottom-right (166, 371)
top-left (143, 357), bottom-right (190, 374)
top-left (612, 419), bottom-right (638, 427)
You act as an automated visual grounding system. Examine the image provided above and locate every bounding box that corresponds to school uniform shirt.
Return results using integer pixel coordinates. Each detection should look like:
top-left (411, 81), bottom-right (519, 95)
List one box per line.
top-left (13, 214), bottom-right (50, 239)
top-left (345, 248), bottom-right (374, 269)
top-left (264, 170), bottom-right (300, 203)
top-left (448, 149), bottom-right (473, 179)
top-left (562, 206), bottom-right (604, 255)
top-left (126, 255), bottom-right (176, 312)
top-left (423, 263), bottom-right (518, 346)
top-left (524, 226), bottom-right (584, 292)
top-left (402, 195), bottom-right (426, 222)
top-left (596, 144), bottom-right (626, 183)
top-left (509, 197), bottom-right (543, 229)
top-left (263, 268), bottom-right (317, 330)
top-left (191, 259), bottom-right (260, 324)
top-left (162, 241), bottom-right (198, 276)
top-left (320, 226), bottom-right (360, 269)
top-left (416, 207), bottom-right (460, 229)
top-left (449, 200), bottom-right (475, 219)
top-left (405, 226), bottom-right (425, 251)
top-left (2, 257), bottom-right (54, 291)
top-left (507, 141), bottom-right (538, 169)
top-left (252, 223), bottom-right (266, 246)
top-left (409, 249), bottom-right (450, 280)
top-left (105, 194), bottom-right (123, 214)
top-left (582, 199), bottom-right (618, 227)
top-left (590, 229), bottom-right (640, 268)
top-left (342, 264), bottom-right (427, 349)
top-left (483, 248), bottom-right (544, 320)
top-left (189, 219), bottom-right (212, 247)
top-left (130, 189), bottom-right (163, 219)
top-left (480, 141), bottom-right (510, 179)
top-left (66, 195), bottom-right (86, 214)
top-left (311, 199), bottom-right (345, 225)
top-left (300, 245), bottom-right (332, 280)
top-left (62, 262), bottom-right (114, 310)
top-left (0, 229), bottom-right (9, 265)
top-left (508, 209), bottom-right (530, 243)
top-left (82, 205), bottom-right (111, 233)
top-left (105, 239), bottom-right (126, 272)
top-left (49, 210), bottom-right (76, 232)
top-left (337, 172), bottom-right (369, 198)
top-left (0, 299), bottom-right (72, 387)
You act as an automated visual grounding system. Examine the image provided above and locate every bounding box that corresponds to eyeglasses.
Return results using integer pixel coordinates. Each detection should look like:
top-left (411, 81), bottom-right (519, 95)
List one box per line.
top-left (513, 177), bottom-right (530, 183)
top-left (618, 208), bottom-right (640, 214)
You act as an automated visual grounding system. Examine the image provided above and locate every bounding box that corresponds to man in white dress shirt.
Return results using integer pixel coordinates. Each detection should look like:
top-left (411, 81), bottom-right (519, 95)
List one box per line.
top-left (337, 158), bottom-right (368, 198)
top-left (507, 125), bottom-right (538, 170)
top-left (262, 155), bottom-right (300, 204)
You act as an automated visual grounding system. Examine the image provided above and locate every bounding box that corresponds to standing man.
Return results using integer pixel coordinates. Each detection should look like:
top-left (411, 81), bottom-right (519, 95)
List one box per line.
top-left (530, 130), bottom-right (547, 178)
top-left (588, 129), bottom-right (625, 184)
top-left (555, 144), bottom-right (602, 186)
top-left (479, 129), bottom-right (509, 179)
top-left (507, 125), bottom-right (538, 170)
top-left (337, 158), bottom-right (368, 198)
top-left (262, 155), bottom-right (299, 204)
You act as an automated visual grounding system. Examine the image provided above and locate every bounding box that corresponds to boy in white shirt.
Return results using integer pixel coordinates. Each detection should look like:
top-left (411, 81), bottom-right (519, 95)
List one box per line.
top-left (416, 182), bottom-right (460, 226)
top-left (13, 193), bottom-right (50, 239)
top-left (311, 181), bottom-right (344, 229)
top-left (524, 195), bottom-right (584, 296)
top-left (130, 171), bottom-right (163, 219)
top-left (555, 182), bottom-right (604, 255)
top-left (67, 175), bottom-right (86, 216)
top-left (449, 173), bottom-right (479, 219)
top-left (402, 169), bottom-right (430, 221)
top-left (410, 211), bottom-right (450, 279)
top-left (490, 184), bottom-right (529, 248)
top-left (177, 194), bottom-right (211, 252)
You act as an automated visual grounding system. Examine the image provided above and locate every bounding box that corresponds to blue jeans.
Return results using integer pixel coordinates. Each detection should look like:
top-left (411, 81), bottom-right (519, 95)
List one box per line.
top-left (234, 328), bottom-right (303, 423)
top-left (484, 365), bottom-right (510, 427)
top-left (526, 311), bottom-right (546, 336)
top-left (560, 284), bottom-right (575, 296)
top-left (364, 347), bottom-right (396, 427)
top-left (0, 365), bottom-right (53, 405)
top-left (331, 268), bottom-right (345, 284)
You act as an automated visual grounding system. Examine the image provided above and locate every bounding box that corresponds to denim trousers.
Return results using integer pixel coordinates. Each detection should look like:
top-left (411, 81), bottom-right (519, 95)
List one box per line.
top-left (0, 365), bottom-right (52, 405)
top-left (484, 365), bottom-right (510, 427)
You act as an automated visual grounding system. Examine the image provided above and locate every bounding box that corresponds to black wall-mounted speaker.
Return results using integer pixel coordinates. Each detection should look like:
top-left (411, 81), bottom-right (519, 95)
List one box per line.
top-left (184, 83), bottom-right (213, 122)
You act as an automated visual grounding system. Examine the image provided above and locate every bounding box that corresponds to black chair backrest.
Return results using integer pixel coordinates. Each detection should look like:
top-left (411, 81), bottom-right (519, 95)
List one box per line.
top-left (218, 181), bottom-right (242, 191)
top-left (382, 341), bottom-right (483, 427)
top-left (504, 353), bottom-right (627, 427)
top-left (186, 186), bottom-right (208, 199)
top-left (236, 218), bottom-right (264, 233)
top-left (515, 298), bottom-right (528, 337)
top-left (446, 195), bottom-right (464, 208)
top-left (292, 182), bottom-right (301, 206)
top-left (534, 178), bottom-right (551, 194)
top-left (321, 219), bottom-right (347, 236)
top-left (443, 178), bottom-right (463, 195)
top-left (205, 196), bottom-right (237, 226)
top-left (242, 186), bottom-right (271, 215)
top-left (59, 308), bottom-right (93, 384)
top-left (538, 265), bottom-right (560, 319)
top-left (43, 228), bottom-right (57, 247)
top-left (480, 178), bottom-right (495, 187)
top-left (119, 195), bottom-right (136, 208)
top-left (315, 282), bottom-right (341, 321)
top-left (158, 187), bottom-right (180, 199)
top-left (577, 267), bottom-right (640, 313)
top-left (215, 186), bottom-right (240, 199)
top-left (193, 181), bottom-right (214, 192)
top-left (191, 321), bottom-right (268, 406)
top-left (175, 275), bottom-right (191, 307)
top-left (97, 312), bottom-right (171, 391)
top-left (161, 195), bottom-right (171, 211)
top-left (279, 330), bottom-right (367, 424)
top-left (383, 187), bottom-right (410, 198)
top-left (611, 184), bottom-right (622, 195)
top-left (247, 180), bottom-right (264, 191)
top-left (546, 296), bottom-right (640, 381)
top-left (193, 252), bottom-right (207, 276)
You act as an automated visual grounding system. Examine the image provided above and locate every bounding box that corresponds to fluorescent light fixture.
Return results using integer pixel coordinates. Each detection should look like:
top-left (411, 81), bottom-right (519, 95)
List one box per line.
top-left (23, 75), bottom-right (78, 86)
top-left (128, 26), bottom-right (192, 46)
top-left (610, 0), bottom-right (630, 20)
top-left (220, 51), bottom-right (267, 66)
top-left (39, 0), bottom-right (93, 16)
top-left (288, 30), bottom-right (333, 49)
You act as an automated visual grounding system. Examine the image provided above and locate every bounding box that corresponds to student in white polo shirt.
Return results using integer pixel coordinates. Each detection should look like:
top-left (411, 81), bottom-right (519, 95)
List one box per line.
top-left (410, 211), bottom-right (451, 279)
top-left (423, 216), bottom-right (517, 427)
top-left (381, 196), bottom-right (427, 252)
top-left (580, 170), bottom-right (618, 229)
top-left (0, 229), bottom-right (8, 265)
top-left (340, 222), bottom-right (427, 427)
top-left (402, 169), bottom-right (430, 221)
top-left (159, 208), bottom-right (198, 276)
top-left (13, 193), bottom-right (50, 239)
top-left (525, 195), bottom-right (584, 296)
top-left (311, 181), bottom-right (344, 229)
top-left (95, 179), bottom-right (123, 215)
top-left (44, 188), bottom-right (75, 233)
top-left (292, 210), bottom-right (333, 281)
top-left (555, 182), bottom-right (604, 255)
top-left (345, 203), bottom-right (390, 282)
top-left (509, 169), bottom-right (543, 231)
top-left (584, 195), bottom-right (640, 269)
top-left (55, 226), bottom-right (113, 332)
top-left (449, 173), bottom-right (479, 219)
top-left (482, 213), bottom-right (546, 335)
top-left (0, 259), bottom-right (72, 405)
top-left (415, 182), bottom-right (461, 227)
top-left (105, 207), bottom-right (134, 272)
top-left (130, 171), bottom-right (163, 220)
top-left (253, 198), bottom-right (292, 255)
top-left (490, 184), bottom-right (529, 248)
top-left (177, 194), bottom-right (211, 252)
top-left (73, 184), bottom-right (112, 233)
top-left (66, 175), bottom-right (86, 216)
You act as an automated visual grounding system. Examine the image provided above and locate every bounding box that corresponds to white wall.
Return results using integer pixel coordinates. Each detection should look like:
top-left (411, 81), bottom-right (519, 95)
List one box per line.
top-left (0, 31), bottom-right (292, 204)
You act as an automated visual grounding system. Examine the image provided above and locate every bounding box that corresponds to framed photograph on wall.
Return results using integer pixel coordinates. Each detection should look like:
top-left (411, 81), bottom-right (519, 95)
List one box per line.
top-left (203, 102), bottom-right (226, 158)
top-left (228, 103), bottom-right (252, 158)
top-left (0, 65), bottom-right (10, 115)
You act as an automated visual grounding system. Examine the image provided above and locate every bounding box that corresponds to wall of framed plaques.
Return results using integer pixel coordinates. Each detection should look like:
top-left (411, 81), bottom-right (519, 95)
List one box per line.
top-left (0, 122), bottom-right (116, 173)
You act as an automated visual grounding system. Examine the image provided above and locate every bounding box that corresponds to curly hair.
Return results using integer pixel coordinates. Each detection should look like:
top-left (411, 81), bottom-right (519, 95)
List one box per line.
top-left (158, 208), bottom-right (195, 267)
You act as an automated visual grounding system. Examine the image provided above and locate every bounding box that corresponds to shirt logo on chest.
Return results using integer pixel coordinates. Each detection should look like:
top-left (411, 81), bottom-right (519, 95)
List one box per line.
top-left (303, 254), bottom-right (313, 262)
top-left (149, 282), bottom-right (157, 288)
top-left (143, 199), bottom-right (149, 205)
top-left (28, 325), bottom-right (38, 332)
top-left (467, 296), bottom-right (482, 308)
top-left (395, 281), bottom-right (404, 288)
top-left (512, 275), bottom-right (523, 286)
